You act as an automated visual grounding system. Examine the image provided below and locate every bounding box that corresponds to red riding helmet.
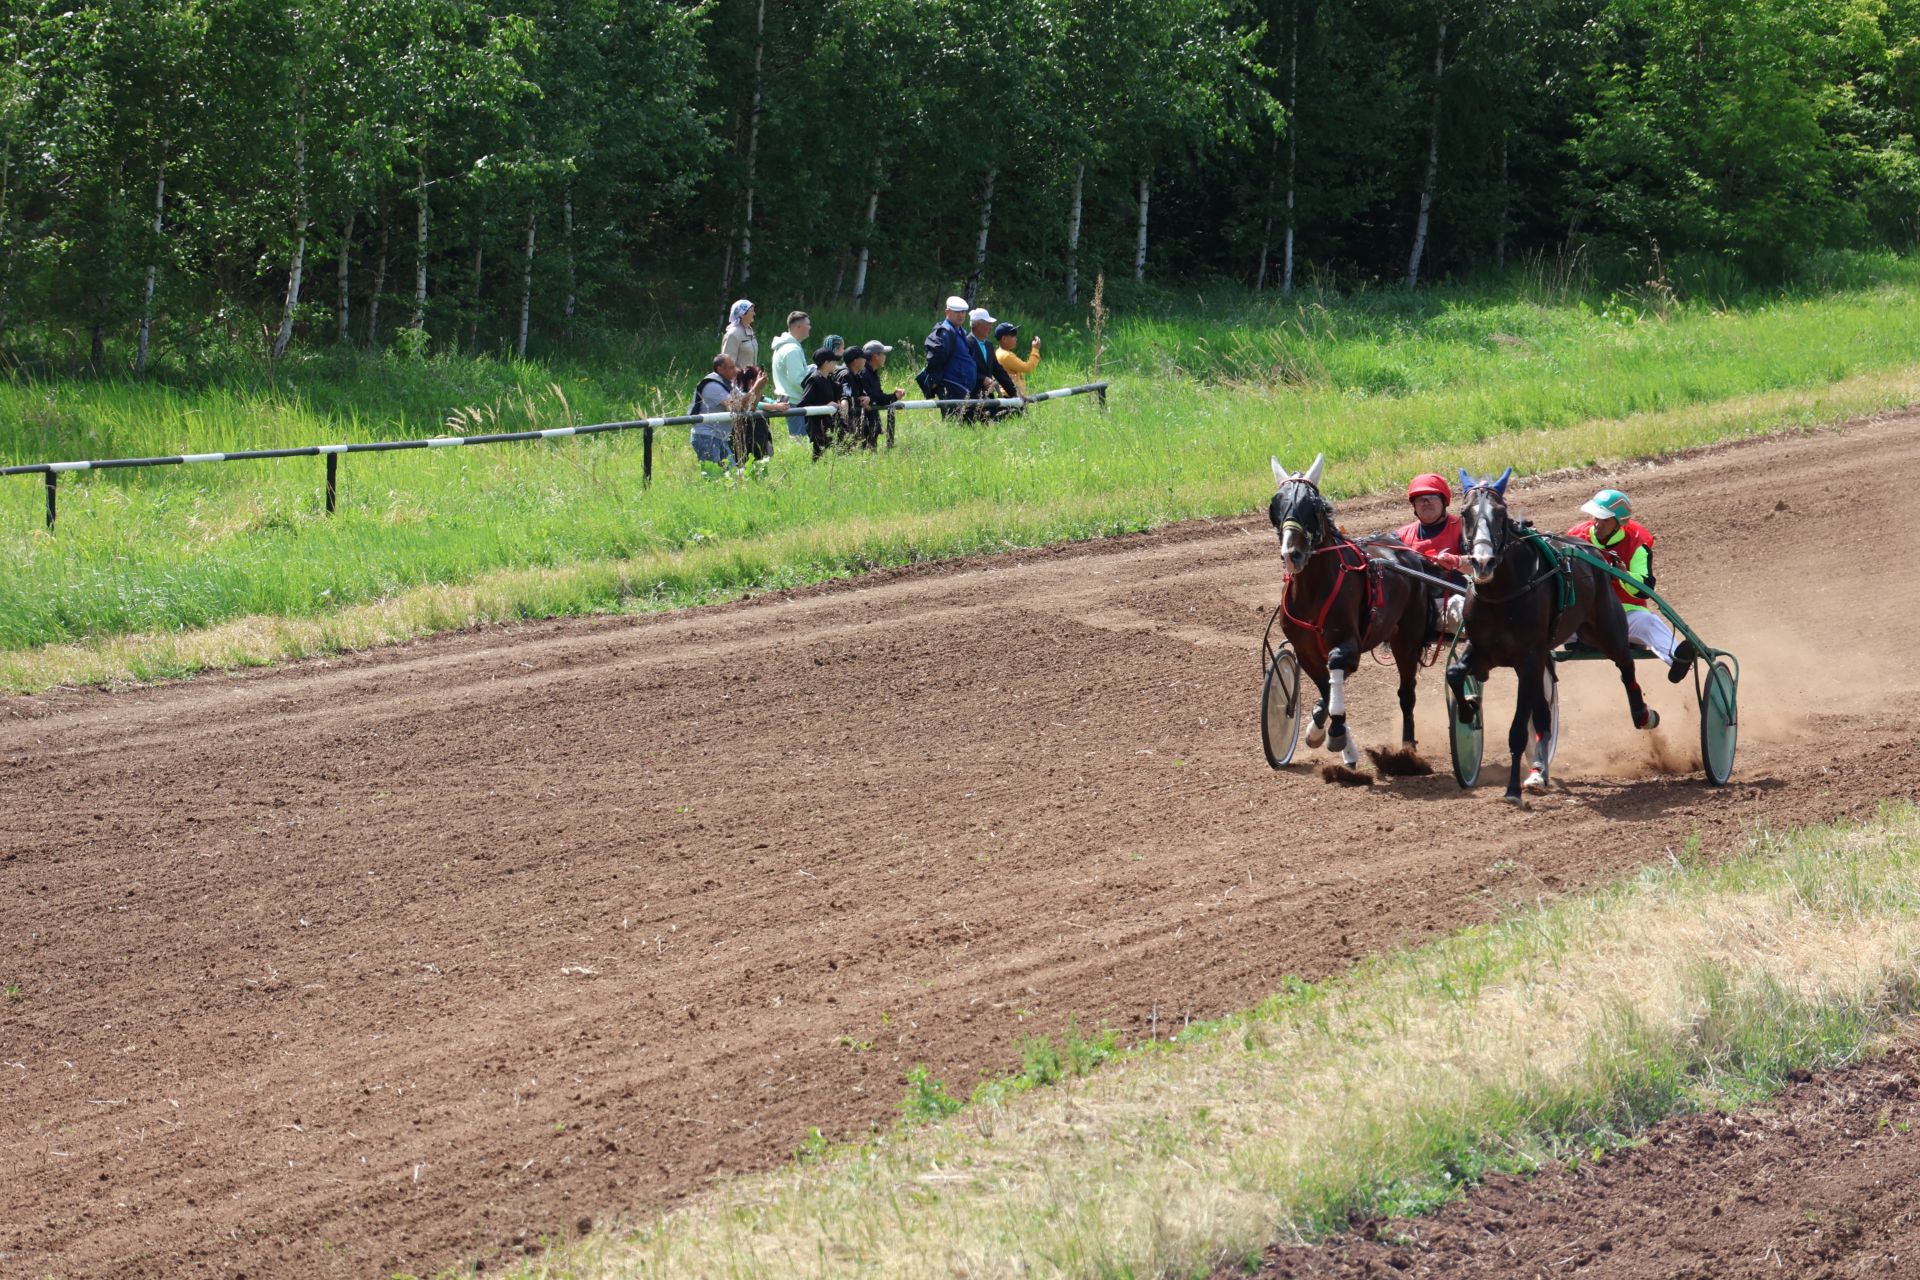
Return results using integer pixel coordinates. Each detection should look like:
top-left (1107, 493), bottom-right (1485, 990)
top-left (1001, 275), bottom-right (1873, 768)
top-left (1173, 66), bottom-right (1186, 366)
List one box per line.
top-left (1407, 473), bottom-right (1452, 505)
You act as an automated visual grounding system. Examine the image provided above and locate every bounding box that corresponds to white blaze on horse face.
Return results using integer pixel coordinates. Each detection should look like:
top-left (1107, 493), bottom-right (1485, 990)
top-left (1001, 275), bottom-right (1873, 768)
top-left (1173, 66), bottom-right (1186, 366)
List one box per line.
top-left (1280, 522), bottom-right (1310, 574)
top-left (1470, 494), bottom-right (1497, 583)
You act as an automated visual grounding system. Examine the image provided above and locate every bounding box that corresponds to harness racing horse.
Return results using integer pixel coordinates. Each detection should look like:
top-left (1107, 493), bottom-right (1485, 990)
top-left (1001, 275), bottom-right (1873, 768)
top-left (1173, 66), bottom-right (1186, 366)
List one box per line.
top-left (1446, 468), bottom-right (1660, 803)
top-left (1268, 455), bottom-right (1434, 766)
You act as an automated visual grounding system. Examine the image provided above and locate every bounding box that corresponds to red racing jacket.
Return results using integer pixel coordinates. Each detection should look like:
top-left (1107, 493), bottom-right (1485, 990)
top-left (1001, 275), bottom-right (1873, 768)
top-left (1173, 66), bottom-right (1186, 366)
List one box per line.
top-left (1568, 518), bottom-right (1655, 611)
top-left (1394, 514), bottom-right (1464, 564)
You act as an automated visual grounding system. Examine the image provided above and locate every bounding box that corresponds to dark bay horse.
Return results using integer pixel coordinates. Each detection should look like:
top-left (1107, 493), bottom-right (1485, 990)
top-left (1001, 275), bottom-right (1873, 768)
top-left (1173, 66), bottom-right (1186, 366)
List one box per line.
top-left (1446, 468), bottom-right (1659, 803)
top-left (1269, 455), bottom-right (1433, 766)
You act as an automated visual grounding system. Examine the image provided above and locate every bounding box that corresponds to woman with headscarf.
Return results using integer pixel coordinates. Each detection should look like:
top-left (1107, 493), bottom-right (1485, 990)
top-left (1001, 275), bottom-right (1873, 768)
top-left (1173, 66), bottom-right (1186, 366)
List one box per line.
top-left (720, 299), bottom-right (759, 378)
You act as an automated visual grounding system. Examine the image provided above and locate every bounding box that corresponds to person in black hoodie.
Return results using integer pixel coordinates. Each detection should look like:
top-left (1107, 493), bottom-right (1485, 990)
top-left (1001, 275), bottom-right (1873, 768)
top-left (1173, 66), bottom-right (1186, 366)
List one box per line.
top-left (795, 346), bottom-right (850, 460)
top-left (836, 345), bottom-right (874, 449)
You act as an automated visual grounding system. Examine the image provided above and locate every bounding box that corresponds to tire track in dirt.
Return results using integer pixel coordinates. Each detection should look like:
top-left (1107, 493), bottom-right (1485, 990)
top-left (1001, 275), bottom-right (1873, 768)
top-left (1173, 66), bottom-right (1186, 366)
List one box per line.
top-left (3, 416), bottom-right (1919, 1277)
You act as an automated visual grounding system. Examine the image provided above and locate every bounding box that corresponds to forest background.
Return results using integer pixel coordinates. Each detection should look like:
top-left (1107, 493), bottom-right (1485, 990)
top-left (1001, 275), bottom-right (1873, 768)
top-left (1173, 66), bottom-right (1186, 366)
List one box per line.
top-left (3, 0), bottom-right (1916, 364)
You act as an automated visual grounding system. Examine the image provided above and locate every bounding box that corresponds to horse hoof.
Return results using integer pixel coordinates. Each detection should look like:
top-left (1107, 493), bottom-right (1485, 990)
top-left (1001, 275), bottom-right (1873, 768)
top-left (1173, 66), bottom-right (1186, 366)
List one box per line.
top-left (1502, 791), bottom-right (1525, 807)
top-left (1306, 724), bottom-right (1327, 749)
top-left (1523, 768), bottom-right (1547, 794)
top-left (1640, 708), bottom-right (1662, 731)
top-left (1342, 743), bottom-right (1361, 769)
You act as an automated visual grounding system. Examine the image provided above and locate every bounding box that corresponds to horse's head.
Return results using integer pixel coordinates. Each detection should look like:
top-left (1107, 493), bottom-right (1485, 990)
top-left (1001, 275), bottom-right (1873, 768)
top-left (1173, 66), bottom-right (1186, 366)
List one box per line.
top-left (1268, 454), bottom-right (1330, 576)
top-left (1458, 467), bottom-right (1515, 585)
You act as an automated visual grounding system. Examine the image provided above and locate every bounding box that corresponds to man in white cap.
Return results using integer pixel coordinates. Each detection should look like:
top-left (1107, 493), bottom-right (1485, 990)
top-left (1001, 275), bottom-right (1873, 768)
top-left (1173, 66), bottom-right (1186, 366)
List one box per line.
top-left (918, 295), bottom-right (979, 414)
top-left (967, 306), bottom-right (1020, 404)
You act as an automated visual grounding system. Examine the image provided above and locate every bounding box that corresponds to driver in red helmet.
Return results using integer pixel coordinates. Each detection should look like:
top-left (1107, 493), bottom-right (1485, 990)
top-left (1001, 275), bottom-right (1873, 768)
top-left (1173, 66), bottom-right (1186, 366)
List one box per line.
top-left (1395, 473), bottom-right (1466, 634)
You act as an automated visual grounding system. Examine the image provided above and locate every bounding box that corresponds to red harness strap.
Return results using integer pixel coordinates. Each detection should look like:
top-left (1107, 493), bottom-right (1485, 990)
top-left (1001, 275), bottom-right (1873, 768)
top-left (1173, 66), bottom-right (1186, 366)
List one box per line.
top-left (1282, 536), bottom-right (1381, 639)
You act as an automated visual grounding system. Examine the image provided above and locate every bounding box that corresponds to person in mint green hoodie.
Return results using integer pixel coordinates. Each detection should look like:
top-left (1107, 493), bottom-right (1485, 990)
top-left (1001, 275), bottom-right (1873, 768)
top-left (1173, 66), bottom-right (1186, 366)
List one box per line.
top-left (769, 310), bottom-right (813, 440)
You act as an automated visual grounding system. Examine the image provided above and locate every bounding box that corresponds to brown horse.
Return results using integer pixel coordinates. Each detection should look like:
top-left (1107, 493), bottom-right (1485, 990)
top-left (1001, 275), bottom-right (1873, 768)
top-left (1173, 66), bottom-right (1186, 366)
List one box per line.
top-left (1446, 468), bottom-right (1659, 803)
top-left (1269, 455), bottom-right (1434, 766)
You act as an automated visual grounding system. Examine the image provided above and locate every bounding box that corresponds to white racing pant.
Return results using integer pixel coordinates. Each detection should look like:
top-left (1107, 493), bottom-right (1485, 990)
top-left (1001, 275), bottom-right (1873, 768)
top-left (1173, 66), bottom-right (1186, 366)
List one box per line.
top-left (1626, 608), bottom-right (1678, 665)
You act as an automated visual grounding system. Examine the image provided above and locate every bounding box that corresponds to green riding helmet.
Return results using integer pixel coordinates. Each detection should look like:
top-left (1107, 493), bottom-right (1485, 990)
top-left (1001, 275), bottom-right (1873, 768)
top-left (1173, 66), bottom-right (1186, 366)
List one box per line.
top-left (1580, 488), bottom-right (1631, 522)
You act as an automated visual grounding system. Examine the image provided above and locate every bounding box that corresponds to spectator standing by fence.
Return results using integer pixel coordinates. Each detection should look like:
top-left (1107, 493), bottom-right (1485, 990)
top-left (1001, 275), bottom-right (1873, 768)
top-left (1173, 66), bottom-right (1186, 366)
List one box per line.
top-left (770, 310), bottom-right (813, 442)
top-left (919, 296), bottom-right (978, 411)
top-left (721, 299), bottom-right (759, 375)
top-left (796, 346), bottom-right (850, 459)
top-left (689, 354), bottom-right (783, 471)
top-left (994, 322), bottom-right (1040, 396)
top-left (855, 340), bottom-right (904, 446)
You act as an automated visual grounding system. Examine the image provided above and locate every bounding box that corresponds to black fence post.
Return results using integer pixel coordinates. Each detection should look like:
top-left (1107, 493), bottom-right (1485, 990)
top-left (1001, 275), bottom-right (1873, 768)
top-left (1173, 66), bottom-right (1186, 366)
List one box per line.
top-left (44, 471), bottom-right (56, 532)
top-left (644, 424), bottom-right (653, 487)
top-left (325, 452), bottom-right (338, 515)
top-left (886, 409), bottom-right (896, 448)
top-left (1094, 384), bottom-right (1108, 412)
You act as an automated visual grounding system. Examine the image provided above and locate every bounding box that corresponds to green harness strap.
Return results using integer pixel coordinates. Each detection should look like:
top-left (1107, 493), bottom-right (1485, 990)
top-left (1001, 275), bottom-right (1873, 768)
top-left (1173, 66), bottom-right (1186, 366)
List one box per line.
top-left (1522, 530), bottom-right (1577, 613)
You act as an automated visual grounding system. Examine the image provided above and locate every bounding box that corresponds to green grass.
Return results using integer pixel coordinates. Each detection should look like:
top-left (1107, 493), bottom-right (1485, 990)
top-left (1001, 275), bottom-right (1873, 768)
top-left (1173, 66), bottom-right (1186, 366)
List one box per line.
top-left (478, 804), bottom-right (1920, 1280)
top-left (7, 262), bottom-right (1920, 689)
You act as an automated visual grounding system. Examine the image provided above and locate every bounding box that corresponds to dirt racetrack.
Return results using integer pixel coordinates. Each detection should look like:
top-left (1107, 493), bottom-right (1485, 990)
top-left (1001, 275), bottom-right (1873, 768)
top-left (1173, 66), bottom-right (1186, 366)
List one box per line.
top-left (5, 414), bottom-right (1920, 1278)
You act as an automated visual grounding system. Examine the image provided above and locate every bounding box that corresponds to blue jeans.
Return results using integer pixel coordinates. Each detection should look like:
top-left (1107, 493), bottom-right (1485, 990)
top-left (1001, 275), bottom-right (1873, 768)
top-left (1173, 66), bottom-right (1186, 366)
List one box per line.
top-left (786, 411), bottom-right (810, 439)
top-left (690, 431), bottom-right (733, 467)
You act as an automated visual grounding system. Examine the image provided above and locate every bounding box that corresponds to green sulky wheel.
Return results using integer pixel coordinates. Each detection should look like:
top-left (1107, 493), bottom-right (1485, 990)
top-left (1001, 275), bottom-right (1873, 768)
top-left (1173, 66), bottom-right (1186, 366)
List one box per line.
top-left (1700, 658), bottom-right (1738, 786)
top-left (1447, 671), bottom-right (1485, 789)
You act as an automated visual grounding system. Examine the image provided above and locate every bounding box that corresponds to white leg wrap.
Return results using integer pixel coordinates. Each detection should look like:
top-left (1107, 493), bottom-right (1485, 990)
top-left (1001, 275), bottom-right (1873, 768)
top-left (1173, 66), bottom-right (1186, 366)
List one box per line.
top-left (1626, 609), bottom-right (1678, 664)
top-left (1342, 738), bottom-right (1360, 768)
top-left (1328, 668), bottom-right (1347, 717)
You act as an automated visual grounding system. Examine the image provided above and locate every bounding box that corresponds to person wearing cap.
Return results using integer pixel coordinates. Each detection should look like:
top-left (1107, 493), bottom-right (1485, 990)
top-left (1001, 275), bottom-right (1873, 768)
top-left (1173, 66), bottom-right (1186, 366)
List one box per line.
top-left (993, 321), bottom-right (1040, 397)
top-left (968, 307), bottom-right (1020, 404)
top-left (795, 345), bottom-right (850, 460)
top-left (1568, 488), bottom-right (1695, 683)
top-left (835, 345), bottom-right (873, 448)
top-left (720, 299), bottom-right (759, 376)
top-left (919, 296), bottom-right (979, 414)
top-left (770, 310), bottom-right (814, 441)
top-left (857, 340), bottom-right (906, 446)
top-left (1395, 473), bottom-right (1467, 634)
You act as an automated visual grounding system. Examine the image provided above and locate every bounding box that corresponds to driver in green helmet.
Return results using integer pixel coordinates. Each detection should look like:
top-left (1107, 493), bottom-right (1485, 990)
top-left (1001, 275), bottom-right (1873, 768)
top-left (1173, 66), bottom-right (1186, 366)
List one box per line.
top-left (1567, 488), bottom-right (1696, 684)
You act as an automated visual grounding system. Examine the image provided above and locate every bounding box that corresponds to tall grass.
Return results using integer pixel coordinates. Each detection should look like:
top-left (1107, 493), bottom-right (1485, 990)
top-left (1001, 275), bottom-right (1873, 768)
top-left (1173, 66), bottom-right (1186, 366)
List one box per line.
top-left (5, 270), bottom-right (1920, 680)
top-left (489, 805), bottom-right (1920, 1279)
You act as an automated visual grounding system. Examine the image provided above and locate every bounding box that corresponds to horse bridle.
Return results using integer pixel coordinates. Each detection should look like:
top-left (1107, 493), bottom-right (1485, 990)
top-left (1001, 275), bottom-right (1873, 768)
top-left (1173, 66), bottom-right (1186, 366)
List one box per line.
top-left (1272, 478), bottom-right (1333, 552)
top-left (1462, 484), bottom-right (1568, 603)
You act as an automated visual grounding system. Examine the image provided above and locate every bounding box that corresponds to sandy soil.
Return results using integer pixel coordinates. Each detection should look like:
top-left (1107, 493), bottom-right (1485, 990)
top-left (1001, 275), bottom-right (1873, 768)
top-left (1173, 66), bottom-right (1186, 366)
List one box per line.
top-left (4, 414), bottom-right (1919, 1277)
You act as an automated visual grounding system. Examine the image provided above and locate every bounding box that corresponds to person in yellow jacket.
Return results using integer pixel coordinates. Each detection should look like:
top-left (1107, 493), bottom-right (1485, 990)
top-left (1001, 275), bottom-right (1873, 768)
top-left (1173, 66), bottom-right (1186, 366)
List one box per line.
top-left (993, 321), bottom-right (1040, 396)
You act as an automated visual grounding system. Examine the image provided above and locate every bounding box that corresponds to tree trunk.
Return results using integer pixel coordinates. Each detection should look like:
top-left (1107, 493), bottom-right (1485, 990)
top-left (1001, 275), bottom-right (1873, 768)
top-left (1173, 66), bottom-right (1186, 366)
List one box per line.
top-left (968, 167), bottom-right (996, 301)
top-left (1133, 173), bottom-right (1151, 283)
top-left (0, 143), bottom-right (11, 343)
top-left (1065, 161), bottom-right (1084, 305)
top-left (367, 202), bottom-right (389, 346)
top-left (738, 0), bottom-right (765, 287)
top-left (563, 186), bottom-right (576, 340)
top-left (272, 122), bottom-right (308, 361)
top-left (1256, 142), bottom-right (1277, 291)
top-left (851, 186), bottom-right (878, 309)
top-left (1407, 17), bottom-right (1446, 289)
top-left (466, 243), bottom-right (483, 351)
top-left (517, 211), bottom-right (536, 358)
top-left (1495, 129), bottom-right (1510, 269)
top-left (336, 210), bottom-right (354, 344)
top-left (1283, 5), bottom-right (1298, 294)
top-left (137, 161), bottom-right (166, 374)
top-left (410, 159), bottom-right (428, 330)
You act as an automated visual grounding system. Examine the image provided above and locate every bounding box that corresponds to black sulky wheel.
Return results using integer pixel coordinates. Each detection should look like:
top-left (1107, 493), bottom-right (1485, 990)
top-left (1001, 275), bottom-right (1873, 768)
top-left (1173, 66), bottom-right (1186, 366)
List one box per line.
top-left (1700, 658), bottom-right (1738, 786)
top-left (1447, 670), bottom-right (1485, 789)
top-left (1261, 645), bottom-right (1306, 769)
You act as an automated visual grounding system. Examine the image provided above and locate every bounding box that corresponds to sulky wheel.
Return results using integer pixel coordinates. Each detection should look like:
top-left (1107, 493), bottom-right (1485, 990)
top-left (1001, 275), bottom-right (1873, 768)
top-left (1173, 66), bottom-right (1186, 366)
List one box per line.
top-left (1447, 671), bottom-right (1485, 789)
top-left (1261, 646), bottom-right (1306, 769)
top-left (1700, 658), bottom-right (1738, 786)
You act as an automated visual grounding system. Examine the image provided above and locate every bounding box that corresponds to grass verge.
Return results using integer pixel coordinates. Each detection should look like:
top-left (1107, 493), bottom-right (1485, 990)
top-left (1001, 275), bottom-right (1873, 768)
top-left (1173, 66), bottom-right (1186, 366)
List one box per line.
top-left (482, 804), bottom-right (1920, 1279)
top-left (8, 358), bottom-right (1920, 693)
